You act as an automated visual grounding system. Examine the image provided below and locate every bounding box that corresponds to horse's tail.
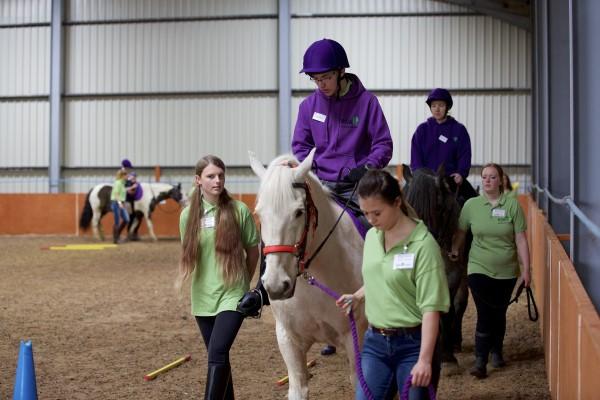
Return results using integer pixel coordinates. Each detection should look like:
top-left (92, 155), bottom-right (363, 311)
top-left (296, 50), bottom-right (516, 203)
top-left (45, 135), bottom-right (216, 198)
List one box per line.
top-left (79, 190), bottom-right (93, 230)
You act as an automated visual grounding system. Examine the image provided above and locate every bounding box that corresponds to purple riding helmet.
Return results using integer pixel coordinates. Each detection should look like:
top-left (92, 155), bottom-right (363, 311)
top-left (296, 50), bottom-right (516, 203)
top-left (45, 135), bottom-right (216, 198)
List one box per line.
top-left (426, 88), bottom-right (454, 110)
top-left (300, 38), bottom-right (350, 74)
top-left (121, 158), bottom-right (133, 169)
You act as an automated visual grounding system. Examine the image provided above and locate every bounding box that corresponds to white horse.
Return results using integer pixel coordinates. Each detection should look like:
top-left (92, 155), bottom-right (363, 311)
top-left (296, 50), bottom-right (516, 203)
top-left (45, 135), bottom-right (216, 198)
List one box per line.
top-left (79, 182), bottom-right (185, 241)
top-left (249, 149), bottom-right (367, 400)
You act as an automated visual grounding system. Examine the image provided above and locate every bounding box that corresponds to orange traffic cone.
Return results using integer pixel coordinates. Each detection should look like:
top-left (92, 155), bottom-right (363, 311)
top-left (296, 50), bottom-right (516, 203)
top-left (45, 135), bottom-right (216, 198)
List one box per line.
top-left (13, 340), bottom-right (38, 400)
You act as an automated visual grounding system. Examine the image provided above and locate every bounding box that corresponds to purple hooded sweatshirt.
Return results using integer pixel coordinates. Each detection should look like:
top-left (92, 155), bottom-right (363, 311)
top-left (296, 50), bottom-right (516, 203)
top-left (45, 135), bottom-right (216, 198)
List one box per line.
top-left (292, 73), bottom-right (393, 182)
top-left (410, 116), bottom-right (472, 178)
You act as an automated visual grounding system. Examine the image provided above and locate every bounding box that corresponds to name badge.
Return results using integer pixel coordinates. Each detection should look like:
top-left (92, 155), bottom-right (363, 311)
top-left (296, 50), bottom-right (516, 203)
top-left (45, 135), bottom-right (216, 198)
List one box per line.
top-left (312, 112), bottom-right (327, 123)
top-left (438, 134), bottom-right (448, 143)
top-left (201, 216), bottom-right (215, 228)
top-left (492, 209), bottom-right (506, 218)
top-left (393, 253), bottom-right (415, 270)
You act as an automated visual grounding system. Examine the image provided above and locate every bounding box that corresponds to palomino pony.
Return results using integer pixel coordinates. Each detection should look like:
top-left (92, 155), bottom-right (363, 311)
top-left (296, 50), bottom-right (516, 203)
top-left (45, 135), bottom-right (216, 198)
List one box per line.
top-left (402, 166), bottom-right (469, 374)
top-left (79, 182), bottom-right (184, 241)
top-left (249, 150), bottom-right (367, 400)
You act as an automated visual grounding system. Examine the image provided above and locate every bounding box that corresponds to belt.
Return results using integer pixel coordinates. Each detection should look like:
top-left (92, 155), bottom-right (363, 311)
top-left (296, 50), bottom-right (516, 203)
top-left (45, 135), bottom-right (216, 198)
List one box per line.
top-left (370, 325), bottom-right (422, 337)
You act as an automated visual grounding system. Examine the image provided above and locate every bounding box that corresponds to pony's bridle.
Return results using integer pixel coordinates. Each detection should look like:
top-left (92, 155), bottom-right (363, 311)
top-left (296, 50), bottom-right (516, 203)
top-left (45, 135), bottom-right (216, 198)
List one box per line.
top-left (262, 182), bottom-right (319, 275)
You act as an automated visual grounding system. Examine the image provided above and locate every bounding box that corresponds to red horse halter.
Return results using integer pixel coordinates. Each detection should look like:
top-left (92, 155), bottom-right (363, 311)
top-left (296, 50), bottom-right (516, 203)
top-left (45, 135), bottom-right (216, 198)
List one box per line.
top-left (262, 182), bottom-right (319, 275)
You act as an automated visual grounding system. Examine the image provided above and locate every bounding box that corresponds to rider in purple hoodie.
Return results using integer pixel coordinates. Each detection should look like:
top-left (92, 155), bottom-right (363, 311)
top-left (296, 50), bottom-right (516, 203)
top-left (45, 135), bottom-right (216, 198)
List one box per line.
top-left (238, 41), bottom-right (393, 357)
top-left (292, 39), bottom-right (393, 183)
top-left (410, 88), bottom-right (477, 205)
top-left (297, 39), bottom-right (393, 356)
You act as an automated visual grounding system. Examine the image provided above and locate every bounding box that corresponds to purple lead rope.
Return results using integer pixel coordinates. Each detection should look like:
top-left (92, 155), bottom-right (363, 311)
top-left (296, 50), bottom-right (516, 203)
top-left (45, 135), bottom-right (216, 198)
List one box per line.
top-left (306, 276), bottom-right (375, 400)
top-left (307, 275), bottom-right (437, 400)
top-left (400, 375), bottom-right (437, 400)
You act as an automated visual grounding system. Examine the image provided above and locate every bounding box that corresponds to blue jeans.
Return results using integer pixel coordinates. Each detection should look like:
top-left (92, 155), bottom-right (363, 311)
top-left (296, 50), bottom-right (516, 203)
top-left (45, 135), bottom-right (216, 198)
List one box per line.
top-left (356, 328), bottom-right (437, 400)
top-left (111, 201), bottom-right (129, 227)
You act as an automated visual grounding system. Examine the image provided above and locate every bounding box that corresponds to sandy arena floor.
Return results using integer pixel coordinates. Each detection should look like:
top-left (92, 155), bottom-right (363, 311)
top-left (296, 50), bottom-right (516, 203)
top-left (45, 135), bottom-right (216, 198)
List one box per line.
top-left (0, 236), bottom-right (550, 399)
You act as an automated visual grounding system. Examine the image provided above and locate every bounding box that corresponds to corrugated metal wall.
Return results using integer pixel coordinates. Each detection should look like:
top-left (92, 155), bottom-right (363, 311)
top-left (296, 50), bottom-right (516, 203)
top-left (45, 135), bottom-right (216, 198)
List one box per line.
top-left (0, 0), bottom-right (532, 193)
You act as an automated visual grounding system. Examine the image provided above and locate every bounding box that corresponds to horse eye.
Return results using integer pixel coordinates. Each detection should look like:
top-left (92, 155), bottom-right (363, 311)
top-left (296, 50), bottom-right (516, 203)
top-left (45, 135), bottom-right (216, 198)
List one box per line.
top-left (294, 209), bottom-right (304, 218)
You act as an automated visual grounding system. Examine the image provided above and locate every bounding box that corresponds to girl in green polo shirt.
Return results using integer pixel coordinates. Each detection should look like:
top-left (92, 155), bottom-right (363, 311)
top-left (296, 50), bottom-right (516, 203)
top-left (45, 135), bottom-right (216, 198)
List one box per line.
top-left (110, 169), bottom-right (130, 243)
top-left (176, 155), bottom-right (260, 399)
top-left (451, 163), bottom-right (531, 379)
top-left (337, 170), bottom-right (450, 400)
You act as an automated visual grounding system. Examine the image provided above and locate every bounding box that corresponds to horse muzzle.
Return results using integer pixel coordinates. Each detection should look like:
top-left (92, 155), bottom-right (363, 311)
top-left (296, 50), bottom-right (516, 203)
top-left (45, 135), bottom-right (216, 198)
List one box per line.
top-left (263, 276), bottom-right (296, 300)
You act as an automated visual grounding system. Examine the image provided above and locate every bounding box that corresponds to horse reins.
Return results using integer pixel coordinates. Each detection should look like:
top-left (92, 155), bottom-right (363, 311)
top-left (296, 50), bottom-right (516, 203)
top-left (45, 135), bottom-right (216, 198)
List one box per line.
top-left (261, 179), bottom-right (358, 276)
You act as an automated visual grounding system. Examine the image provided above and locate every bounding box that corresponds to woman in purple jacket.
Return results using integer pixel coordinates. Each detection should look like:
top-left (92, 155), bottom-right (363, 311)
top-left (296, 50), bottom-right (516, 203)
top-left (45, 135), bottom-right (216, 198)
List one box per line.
top-left (410, 88), bottom-right (477, 205)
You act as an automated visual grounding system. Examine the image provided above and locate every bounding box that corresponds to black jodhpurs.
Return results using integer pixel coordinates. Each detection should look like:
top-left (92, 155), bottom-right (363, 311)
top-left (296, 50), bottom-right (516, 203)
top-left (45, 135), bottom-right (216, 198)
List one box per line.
top-left (468, 273), bottom-right (517, 358)
top-left (196, 311), bottom-right (244, 399)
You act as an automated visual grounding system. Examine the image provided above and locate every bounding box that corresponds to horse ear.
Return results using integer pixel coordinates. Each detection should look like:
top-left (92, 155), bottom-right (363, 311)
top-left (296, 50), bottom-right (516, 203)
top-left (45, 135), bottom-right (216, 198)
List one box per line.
top-left (294, 148), bottom-right (315, 181)
top-left (248, 151), bottom-right (266, 179)
top-left (402, 164), bottom-right (413, 183)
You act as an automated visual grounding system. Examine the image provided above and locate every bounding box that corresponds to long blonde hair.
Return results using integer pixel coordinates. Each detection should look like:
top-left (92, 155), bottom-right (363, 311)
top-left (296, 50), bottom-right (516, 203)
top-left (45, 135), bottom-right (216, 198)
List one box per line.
top-left (176, 155), bottom-right (247, 291)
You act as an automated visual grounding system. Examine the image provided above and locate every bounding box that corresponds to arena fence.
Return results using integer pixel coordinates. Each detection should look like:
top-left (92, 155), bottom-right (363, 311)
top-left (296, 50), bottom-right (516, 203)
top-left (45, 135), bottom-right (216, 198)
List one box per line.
top-left (527, 195), bottom-right (600, 400)
top-left (2, 192), bottom-right (599, 400)
top-left (0, 193), bottom-right (257, 236)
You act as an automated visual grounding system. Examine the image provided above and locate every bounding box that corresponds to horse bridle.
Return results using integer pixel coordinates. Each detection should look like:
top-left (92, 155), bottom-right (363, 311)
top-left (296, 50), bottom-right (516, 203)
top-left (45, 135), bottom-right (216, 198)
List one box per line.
top-left (261, 177), bottom-right (359, 276)
top-left (262, 182), bottom-right (319, 275)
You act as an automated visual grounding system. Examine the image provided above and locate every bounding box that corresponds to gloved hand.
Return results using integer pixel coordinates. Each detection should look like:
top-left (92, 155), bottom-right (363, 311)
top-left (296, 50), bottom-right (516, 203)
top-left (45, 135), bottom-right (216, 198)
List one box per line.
top-left (346, 165), bottom-right (368, 183)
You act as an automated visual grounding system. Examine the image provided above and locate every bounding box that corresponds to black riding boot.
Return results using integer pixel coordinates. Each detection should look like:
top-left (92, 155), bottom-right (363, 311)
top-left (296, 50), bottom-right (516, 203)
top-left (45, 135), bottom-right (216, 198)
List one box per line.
top-left (112, 226), bottom-right (120, 244)
top-left (490, 334), bottom-right (506, 368)
top-left (116, 221), bottom-right (128, 243)
top-left (470, 331), bottom-right (490, 379)
top-left (204, 364), bottom-right (231, 400)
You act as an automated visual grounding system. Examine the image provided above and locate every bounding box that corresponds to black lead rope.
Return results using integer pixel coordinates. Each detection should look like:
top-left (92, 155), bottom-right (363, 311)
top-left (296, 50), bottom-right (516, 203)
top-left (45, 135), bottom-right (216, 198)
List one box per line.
top-left (509, 282), bottom-right (539, 322)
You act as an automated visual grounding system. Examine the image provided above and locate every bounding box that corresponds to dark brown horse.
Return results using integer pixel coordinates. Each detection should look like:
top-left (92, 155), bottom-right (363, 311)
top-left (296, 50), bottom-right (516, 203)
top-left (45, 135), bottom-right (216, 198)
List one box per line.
top-left (402, 166), bottom-right (470, 374)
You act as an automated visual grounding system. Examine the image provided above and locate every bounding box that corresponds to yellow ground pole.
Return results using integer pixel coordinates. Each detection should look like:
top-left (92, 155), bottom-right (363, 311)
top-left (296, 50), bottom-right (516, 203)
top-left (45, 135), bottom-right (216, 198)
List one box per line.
top-left (144, 354), bottom-right (192, 381)
top-left (276, 359), bottom-right (317, 386)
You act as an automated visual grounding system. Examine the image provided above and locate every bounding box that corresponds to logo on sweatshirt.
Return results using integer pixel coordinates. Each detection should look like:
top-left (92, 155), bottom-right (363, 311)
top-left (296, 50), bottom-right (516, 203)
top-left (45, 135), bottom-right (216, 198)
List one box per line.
top-left (342, 116), bottom-right (360, 127)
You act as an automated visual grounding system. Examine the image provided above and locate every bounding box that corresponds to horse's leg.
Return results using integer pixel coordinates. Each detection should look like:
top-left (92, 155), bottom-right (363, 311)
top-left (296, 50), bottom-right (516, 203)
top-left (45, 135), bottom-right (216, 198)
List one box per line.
top-left (453, 275), bottom-right (469, 352)
top-left (145, 217), bottom-right (158, 241)
top-left (92, 211), bottom-right (103, 241)
top-left (441, 266), bottom-right (462, 376)
top-left (275, 323), bottom-right (310, 400)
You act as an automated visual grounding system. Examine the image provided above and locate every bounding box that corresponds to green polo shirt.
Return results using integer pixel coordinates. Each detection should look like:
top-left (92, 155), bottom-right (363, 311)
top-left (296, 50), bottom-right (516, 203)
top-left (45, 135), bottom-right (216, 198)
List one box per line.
top-left (110, 178), bottom-right (126, 202)
top-left (362, 219), bottom-right (450, 328)
top-left (179, 199), bottom-right (260, 316)
top-left (459, 193), bottom-right (526, 278)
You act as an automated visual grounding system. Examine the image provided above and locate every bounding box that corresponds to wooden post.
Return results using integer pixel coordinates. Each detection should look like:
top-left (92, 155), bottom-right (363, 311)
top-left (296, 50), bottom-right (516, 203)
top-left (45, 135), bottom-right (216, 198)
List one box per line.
top-left (154, 165), bottom-right (161, 182)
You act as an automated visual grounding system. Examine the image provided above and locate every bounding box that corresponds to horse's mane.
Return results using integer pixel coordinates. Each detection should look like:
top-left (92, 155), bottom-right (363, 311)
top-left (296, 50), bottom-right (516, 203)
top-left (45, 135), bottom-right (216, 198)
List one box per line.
top-left (405, 169), bottom-right (459, 251)
top-left (255, 154), bottom-right (328, 214)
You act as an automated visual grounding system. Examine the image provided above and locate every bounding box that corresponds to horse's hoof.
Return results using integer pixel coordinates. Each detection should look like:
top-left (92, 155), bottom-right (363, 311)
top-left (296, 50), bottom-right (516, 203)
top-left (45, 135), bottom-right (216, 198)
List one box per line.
top-left (441, 360), bottom-right (462, 376)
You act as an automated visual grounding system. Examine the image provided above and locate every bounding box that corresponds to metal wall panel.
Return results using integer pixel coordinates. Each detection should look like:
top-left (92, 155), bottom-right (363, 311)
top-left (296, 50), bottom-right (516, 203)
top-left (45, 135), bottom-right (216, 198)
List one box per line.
top-left (0, 0), bottom-right (50, 25)
top-left (0, 173), bottom-right (49, 193)
top-left (65, 20), bottom-right (277, 94)
top-left (292, 0), bottom-right (469, 15)
top-left (66, 0), bottom-right (277, 21)
top-left (292, 16), bottom-right (531, 90)
top-left (0, 101), bottom-right (49, 167)
top-left (292, 92), bottom-right (530, 166)
top-left (0, 27), bottom-right (50, 96)
top-left (64, 96), bottom-right (277, 167)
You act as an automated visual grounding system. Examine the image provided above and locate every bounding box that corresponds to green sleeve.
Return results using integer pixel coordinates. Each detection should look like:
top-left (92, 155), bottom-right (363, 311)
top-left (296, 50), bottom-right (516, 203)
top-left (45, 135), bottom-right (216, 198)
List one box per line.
top-left (458, 200), bottom-right (471, 231)
top-left (512, 199), bottom-right (527, 233)
top-left (179, 206), bottom-right (190, 243)
top-left (414, 239), bottom-right (450, 313)
top-left (238, 202), bottom-right (260, 248)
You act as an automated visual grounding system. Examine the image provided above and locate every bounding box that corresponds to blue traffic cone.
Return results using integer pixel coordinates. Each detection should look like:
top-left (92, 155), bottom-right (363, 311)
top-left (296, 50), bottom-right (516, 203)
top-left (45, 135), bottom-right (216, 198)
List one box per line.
top-left (13, 340), bottom-right (38, 400)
